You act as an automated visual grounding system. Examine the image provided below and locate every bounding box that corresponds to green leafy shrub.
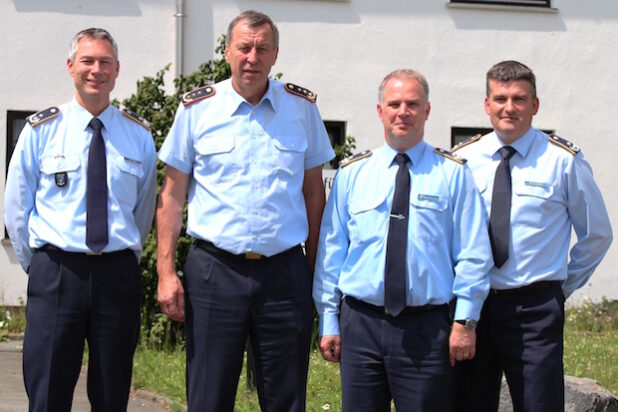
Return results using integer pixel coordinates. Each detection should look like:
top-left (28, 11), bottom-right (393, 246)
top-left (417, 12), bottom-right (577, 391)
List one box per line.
top-left (116, 36), bottom-right (231, 350)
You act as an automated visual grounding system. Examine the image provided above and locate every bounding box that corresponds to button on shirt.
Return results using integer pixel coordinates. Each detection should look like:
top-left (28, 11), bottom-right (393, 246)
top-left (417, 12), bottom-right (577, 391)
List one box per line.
top-left (159, 78), bottom-right (335, 256)
top-left (4, 99), bottom-right (157, 271)
top-left (313, 141), bottom-right (492, 336)
top-left (455, 127), bottom-right (613, 297)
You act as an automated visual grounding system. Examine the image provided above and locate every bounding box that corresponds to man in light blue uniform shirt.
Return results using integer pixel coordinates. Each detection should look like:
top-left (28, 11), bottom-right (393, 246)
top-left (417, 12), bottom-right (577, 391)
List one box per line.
top-left (313, 69), bottom-right (492, 411)
top-left (156, 10), bottom-right (334, 412)
top-left (453, 60), bottom-right (612, 412)
top-left (4, 28), bottom-right (156, 411)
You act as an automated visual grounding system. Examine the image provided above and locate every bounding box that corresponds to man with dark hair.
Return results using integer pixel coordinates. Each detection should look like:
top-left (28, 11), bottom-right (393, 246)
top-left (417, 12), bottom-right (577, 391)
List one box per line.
top-left (314, 68), bottom-right (492, 411)
top-left (453, 60), bottom-right (613, 411)
top-left (4, 27), bottom-right (156, 411)
top-left (156, 9), bottom-right (334, 412)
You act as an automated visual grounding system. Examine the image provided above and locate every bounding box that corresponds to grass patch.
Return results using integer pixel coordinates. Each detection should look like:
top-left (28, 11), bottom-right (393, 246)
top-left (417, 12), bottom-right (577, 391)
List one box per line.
top-left (130, 346), bottom-right (342, 411)
top-left (0, 304), bottom-right (26, 341)
top-left (564, 298), bottom-right (618, 395)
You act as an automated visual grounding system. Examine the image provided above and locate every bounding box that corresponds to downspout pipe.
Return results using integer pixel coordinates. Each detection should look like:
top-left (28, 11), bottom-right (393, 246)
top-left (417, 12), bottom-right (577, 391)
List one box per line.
top-left (174, 0), bottom-right (186, 79)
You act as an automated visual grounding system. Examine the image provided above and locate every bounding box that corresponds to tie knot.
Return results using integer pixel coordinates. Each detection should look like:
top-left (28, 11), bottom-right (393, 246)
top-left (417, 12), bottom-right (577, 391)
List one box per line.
top-left (89, 117), bottom-right (104, 132)
top-left (395, 153), bottom-right (410, 166)
top-left (499, 146), bottom-right (516, 160)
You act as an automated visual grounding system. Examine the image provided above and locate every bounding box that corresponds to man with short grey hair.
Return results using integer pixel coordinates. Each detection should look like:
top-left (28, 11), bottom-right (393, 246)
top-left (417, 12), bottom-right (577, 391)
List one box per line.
top-left (5, 27), bottom-right (156, 411)
top-left (156, 9), bottom-right (334, 412)
top-left (314, 68), bottom-right (492, 411)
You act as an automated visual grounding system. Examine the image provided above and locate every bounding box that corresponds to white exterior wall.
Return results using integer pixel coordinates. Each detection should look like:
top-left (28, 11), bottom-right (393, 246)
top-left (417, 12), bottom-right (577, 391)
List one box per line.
top-left (1, 0), bottom-right (616, 304)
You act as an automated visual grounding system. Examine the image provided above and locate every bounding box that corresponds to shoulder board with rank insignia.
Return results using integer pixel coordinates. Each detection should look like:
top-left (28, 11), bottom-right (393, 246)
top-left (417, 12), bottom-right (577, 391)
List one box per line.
top-left (339, 150), bottom-right (372, 168)
top-left (451, 133), bottom-right (482, 152)
top-left (182, 85), bottom-right (216, 106)
top-left (122, 108), bottom-right (151, 131)
top-left (548, 134), bottom-right (580, 155)
top-left (285, 83), bottom-right (317, 103)
top-left (27, 107), bottom-right (60, 127)
top-left (435, 147), bottom-right (467, 164)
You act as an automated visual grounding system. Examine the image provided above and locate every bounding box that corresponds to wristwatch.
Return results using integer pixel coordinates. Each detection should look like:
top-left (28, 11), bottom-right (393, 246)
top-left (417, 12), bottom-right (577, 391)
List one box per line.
top-left (455, 319), bottom-right (477, 331)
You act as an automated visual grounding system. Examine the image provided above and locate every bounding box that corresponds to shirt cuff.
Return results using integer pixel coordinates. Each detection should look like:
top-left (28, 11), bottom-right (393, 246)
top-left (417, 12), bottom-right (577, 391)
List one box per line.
top-left (318, 312), bottom-right (340, 336)
top-left (453, 296), bottom-right (481, 321)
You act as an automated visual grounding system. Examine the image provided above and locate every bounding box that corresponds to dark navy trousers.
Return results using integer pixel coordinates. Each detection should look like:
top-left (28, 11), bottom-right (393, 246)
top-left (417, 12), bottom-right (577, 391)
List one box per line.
top-left (23, 246), bottom-right (141, 412)
top-left (456, 282), bottom-right (565, 412)
top-left (183, 242), bottom-right (314, 412)
top-left (340, 297), bottom-right (454, 412)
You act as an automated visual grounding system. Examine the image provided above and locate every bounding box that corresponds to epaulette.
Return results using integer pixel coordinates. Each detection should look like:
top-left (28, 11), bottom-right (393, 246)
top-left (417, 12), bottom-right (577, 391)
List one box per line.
top-left (27, 107), bottom-right (60, 127)
top-left (122, 108), bottom-right (151, 131)
top-left (285, 83), bottom-right (317, 103)
top-left (181, 85), bottom-right (216, 107)
top-left (451, 133), bottom-right (482, 152)
top-left (548, 134), bottom-right (580, 155)
top-left (339, 150), bottom-right (372, 168)
top-left (435, 147), bottom-right (467, 165)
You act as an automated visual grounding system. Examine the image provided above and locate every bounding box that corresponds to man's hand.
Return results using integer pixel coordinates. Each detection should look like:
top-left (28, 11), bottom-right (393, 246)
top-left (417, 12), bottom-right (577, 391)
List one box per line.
top-left (157, 272), bottom-right (185, 322)
top-left (318, 335), bottom-right (341, 362)
top-left (449, 322), bottom-right (476, 367)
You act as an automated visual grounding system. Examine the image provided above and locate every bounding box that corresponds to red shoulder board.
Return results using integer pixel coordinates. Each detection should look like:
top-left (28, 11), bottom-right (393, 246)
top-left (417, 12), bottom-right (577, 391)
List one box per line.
top-left (181, 85), bottom-right (216, 107)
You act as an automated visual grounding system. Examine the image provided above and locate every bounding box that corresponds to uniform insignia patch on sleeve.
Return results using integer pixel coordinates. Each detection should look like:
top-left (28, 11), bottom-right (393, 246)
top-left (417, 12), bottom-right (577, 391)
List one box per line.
top-left (451, 133), bottom-right (482, 152)
top-left (548, 134), bottom-right (580, 155)
top-left (27, 107), bottom-right (60, 127)
top-left (285, 83), bottom-right (317, 103)
top-left (181, 85), bottom-right (216, 106)
top-left (339, 150), bottom-right (372, 168)
top-left (435, 147), bottom-right (467, 164)
top-left (122, 108), bottom-right (151, 131)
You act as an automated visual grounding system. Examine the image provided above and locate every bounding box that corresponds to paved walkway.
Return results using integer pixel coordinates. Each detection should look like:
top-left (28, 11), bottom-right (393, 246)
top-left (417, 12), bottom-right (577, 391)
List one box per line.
top-left (0, 340), bottom-right (172, 412)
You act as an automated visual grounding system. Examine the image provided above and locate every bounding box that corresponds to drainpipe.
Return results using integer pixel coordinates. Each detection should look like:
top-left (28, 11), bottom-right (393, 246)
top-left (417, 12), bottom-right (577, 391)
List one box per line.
top-left (174, 0), bottom-right (186, 78)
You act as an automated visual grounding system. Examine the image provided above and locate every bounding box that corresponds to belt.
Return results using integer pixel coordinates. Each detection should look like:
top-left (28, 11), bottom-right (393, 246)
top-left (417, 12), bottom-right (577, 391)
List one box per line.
top-left (39, 244), bottom-right (130, 257)
top-left (194, 239), bottom-right (298, 262)
top-left (345, 296), bottom-right (447, 316)
top-left (490, 280), bottom-right (560, 296)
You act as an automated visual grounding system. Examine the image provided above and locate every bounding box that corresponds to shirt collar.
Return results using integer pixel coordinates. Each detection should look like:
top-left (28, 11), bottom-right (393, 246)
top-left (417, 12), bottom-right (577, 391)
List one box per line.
top-left (71, 98), bottom-right (113, 133)
top-left (380, 140), bottom-right (427, 170)
top-left (223, 78), bottom-right (277, 116)
top-left (489, 126), bottom-right (536, 159)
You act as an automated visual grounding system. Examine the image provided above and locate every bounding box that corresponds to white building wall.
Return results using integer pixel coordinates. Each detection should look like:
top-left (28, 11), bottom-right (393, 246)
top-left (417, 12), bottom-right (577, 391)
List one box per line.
top-left (1, 0), bottom-right (616, 305)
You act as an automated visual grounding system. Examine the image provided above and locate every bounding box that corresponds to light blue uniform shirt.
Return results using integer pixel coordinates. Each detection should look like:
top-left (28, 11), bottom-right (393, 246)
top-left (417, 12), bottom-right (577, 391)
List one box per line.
top-left (454, 127), bottom-right (613, 297)
top-left (313, 141), bottom-right (492, 336)
top-left (159, 78), bottom-right (335, 256)
top-left (4, 99), bottom-right (157, 271)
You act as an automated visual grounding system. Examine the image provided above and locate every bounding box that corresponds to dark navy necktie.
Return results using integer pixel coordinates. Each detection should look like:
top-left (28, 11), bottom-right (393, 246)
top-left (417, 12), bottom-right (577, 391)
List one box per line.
top-left (86, 118), bottom-right (109, 253)
top-left (489, 146), bottom-right (516, 268)
top-left (384, 153), bottom-right (410, 316)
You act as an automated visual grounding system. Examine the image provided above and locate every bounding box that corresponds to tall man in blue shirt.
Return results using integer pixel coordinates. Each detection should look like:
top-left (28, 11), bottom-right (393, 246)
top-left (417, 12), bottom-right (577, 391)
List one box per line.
top-left (453, 60), bottom-right (613, 412)
top-left (4, 28), bottom-right (157, 411)
top-left (156, 10), bottom-right (334, 412)
top-left (313, 69), bottom-right (493, 411)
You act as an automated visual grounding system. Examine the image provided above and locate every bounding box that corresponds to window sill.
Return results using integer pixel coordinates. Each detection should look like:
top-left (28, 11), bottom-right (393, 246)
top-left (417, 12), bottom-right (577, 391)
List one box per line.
top-left (446, 3), bottom-right (558, 13)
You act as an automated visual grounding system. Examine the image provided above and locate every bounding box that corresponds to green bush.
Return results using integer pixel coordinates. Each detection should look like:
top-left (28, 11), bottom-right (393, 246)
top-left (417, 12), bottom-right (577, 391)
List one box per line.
top-left (116, 36), bottom-right (231, 350)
